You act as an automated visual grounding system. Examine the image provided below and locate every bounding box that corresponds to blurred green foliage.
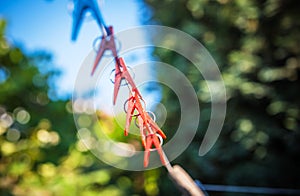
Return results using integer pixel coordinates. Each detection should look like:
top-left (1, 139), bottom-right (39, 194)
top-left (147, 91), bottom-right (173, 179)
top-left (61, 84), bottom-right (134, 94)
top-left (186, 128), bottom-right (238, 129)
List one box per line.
top-left (0, 19), bottom-right (162, 196)
top-left (143, 0), bottom-right (300, 195)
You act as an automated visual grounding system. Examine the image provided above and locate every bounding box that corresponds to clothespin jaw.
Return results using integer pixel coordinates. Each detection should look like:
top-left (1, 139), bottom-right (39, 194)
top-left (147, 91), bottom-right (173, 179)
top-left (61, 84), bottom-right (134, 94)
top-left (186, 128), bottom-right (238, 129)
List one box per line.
top-left (71, 0), bottom-right (110, 41)
top-left (91, 26), bottom-right (118, 76)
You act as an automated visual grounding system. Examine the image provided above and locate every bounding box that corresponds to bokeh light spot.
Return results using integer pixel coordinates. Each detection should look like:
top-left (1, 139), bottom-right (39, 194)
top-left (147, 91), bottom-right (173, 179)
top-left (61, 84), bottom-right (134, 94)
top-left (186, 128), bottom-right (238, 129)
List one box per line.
top-left (15, 109), bottom-right (31, 124)
top-left (254, 146), bottom-right (267, 159)
top-left (37, 129), bottom-right (60, 145)
top-left (6, 128), bottom-right (21, 142)
top-left (37, 129), bottom-right (49, 143)
top-left (255, 131), bottom-right (269, 144)
top-left (38, 163), bottom-right (56, 177)
top-left (284, 117), bottom-right (297, 131)
top-left (238, 119), bottom-right (254, 133)
top-left (38, 119), bottom-right (51, 130)
top-left (0, 113), bottom-right (14, 128)
top-left (1, 141), bottom-right (16, 156)
top-left (117, 176), bottom-right (132, 189)
top-left (77, 115), bottom-right (92, 128)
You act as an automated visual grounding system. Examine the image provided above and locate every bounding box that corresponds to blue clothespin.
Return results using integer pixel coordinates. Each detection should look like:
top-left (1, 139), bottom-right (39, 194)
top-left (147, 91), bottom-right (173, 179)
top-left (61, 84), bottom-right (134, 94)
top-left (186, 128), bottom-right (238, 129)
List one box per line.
top-left (71, 0), bottom-right (111, 41)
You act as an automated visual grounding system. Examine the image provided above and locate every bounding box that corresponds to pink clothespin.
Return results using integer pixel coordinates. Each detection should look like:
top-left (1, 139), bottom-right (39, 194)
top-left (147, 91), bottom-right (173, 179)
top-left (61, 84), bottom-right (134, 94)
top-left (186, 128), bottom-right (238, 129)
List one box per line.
top-left (91, 26), bottom-right (117, 76)
top-left (113, 57), bottom-right (140, 105)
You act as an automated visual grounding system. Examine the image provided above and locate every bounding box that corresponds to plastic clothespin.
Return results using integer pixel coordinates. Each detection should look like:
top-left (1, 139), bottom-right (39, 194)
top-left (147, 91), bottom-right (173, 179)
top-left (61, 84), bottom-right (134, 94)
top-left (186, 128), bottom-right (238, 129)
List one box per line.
top-left (135, 112), bottom-right (158, 149)
top-left (91, 26), bottom-right (117, 75)
top-left (139, 111), bottom-right (167, 167)
top-left (146, 114), bottom-right (167, 139)
top-left (144, 133), bottom-right (166, 167)
top-left (133, 98), bottom-right (166, 141)
top-left (129, 102), bottom-right (166, 167)
top-left (71, 0), bottom-right (111, 41)
top-left (124, 89), bottom-right (166, 149)
top-left (141, 110), bottom-right (167, 167)
top-left (137, 115), bottom-right (147, 148)
top-left (124, 89), bottom-right (144, 136)
top-left (124, 94), bottom-right (136, 136)
top-left (113, 57), bottom-right (139, 105)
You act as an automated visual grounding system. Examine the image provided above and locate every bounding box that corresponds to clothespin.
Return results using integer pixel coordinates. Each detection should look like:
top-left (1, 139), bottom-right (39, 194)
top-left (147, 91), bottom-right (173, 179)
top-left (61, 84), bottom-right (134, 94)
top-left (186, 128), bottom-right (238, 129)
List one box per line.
top-left (138, 111), bottom-right (166, 167)
top-left (124, 94), bottom-right (136, 136)
top-left (123, 89), bottom-right (167, 164)
top-left (144, 133), bottom-right (166, 167)
top-left (130, 100), bottom-right (166, 167)
top-left (135, 112), bottom-right (156, 149)
top-left (113, 57), bottom-right (140, 105)
top-left (91, 26), bottom-right (117, 75)
top-left (132, 94), bottom-right (166, 140)
top-left (71, 0), bottom-right (111, 41)
top-left (145, 114), bottom-right (167, 139)
top-left (124, 89), bottom-right (144, 136)
top-left (124, 92), bottom-right (148, 147)
top-left (137, 115), bottom-right (147, 148)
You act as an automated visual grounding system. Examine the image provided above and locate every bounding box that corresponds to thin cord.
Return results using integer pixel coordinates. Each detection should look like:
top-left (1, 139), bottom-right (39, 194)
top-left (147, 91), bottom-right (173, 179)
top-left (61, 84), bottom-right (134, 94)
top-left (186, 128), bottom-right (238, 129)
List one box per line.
top-left (96, 0), bottom-right (110, 36)
top-left (162, 151), bottom-right (173, 172)
top-left (100, 25), bottom-right (107, 37)
top-left (195, 181), bottom-right (300, 195)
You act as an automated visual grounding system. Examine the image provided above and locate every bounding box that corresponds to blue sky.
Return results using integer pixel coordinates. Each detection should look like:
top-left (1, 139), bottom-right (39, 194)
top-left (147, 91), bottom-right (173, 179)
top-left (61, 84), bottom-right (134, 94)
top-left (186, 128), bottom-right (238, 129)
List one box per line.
top-left (0, 0), bottom-right (145, 99)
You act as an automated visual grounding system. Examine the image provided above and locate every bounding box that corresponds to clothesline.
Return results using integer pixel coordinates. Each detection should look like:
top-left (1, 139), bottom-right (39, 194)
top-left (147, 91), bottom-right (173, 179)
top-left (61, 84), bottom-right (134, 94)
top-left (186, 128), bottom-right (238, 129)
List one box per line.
top-left (196, 181), bottom-right (300, 195)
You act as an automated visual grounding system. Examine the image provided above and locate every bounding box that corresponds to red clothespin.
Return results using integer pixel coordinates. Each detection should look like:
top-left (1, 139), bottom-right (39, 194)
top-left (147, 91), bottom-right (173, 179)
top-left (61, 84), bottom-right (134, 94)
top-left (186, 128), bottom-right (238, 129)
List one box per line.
top-left (123, 90), bottom-right (167, 167)
top-left (113, 57), bottom-right (140, 105)
top-left (124, 94), bottom-right (135, 136)
top-left (124, 89), bottom-right (144, 136)
top-left (135, 112), bottom-right (158, 148)
top-left (123, 89), bottom-right (147, 147)
top-left (124, 92), bottom-right (148, 149)
top-left (145, 114), bottom-right (167, 139)
top-left (137, 111), bottom-right (166, 167)
top-left (132, 92), bottom-right (166, 140)
top-left (137, 115), bottom-right (147, 148)
top-left (144, 133), bottom-right (166, 167)
top-left (91, 26), bottom-right (117, 76)
top-left (111, 57), bottom-right (167, 167)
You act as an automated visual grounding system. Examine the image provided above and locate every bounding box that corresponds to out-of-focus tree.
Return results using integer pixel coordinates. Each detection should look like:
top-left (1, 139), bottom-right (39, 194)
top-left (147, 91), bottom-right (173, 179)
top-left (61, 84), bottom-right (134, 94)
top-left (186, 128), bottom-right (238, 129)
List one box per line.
top-left (0, 18), bottom-right (163, 196)
top-left (142, 0), bottom-right (300, 195)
